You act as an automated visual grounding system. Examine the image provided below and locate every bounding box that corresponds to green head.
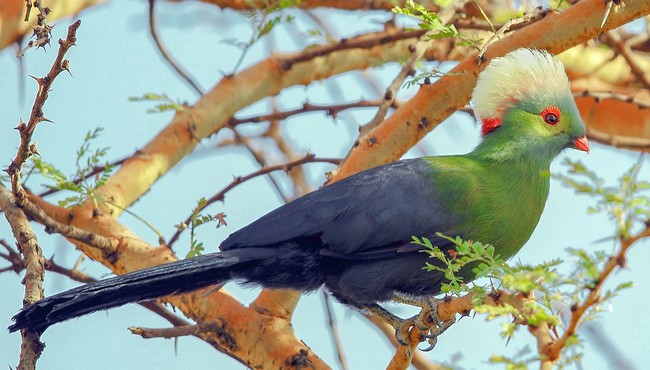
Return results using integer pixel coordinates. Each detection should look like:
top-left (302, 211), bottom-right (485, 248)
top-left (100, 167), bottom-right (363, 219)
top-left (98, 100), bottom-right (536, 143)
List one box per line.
top-left (472, 49), bottom-right (589, 159)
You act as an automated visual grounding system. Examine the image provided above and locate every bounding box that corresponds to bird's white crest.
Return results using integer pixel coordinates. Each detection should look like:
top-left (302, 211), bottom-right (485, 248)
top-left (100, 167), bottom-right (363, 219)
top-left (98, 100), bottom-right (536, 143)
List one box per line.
top-left (472, 49), bottom-right (571, 123)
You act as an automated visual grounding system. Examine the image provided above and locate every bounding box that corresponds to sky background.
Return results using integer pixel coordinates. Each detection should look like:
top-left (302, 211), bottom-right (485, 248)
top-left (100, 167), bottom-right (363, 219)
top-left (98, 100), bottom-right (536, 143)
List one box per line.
top-left (1, 2), bottom-right (649, 369)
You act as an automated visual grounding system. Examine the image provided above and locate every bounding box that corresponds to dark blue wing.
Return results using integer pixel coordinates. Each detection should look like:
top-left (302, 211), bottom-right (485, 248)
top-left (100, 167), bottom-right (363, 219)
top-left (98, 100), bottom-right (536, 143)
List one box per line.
top-left (220, 158), bottom-right (465, 257)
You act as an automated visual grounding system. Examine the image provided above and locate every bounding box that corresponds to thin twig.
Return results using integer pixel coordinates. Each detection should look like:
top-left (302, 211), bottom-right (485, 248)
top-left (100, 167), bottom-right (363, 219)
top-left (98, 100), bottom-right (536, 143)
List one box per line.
top-left (232, 129), bottom-right (290, 203)
top-left (361, 3), bottom-right (461, 136)
top-left (8, 20), bottom-right (81, 206)
top-left (228, 99), bottom-right (393, 127)
top-left (6, 20), bottom-right (81, 176)
top-left (359, 39), bottom-right (422, 136)
top-left (130, 324), bottom-right (200, 339)
top-left (281, 29), bottom-right (426, 70)
top-left (262, 92), bottom-right (315, 199)
top-left (4, 21), bottom-right (81, 370)
top-left (0, 239), bottom-right (26, 274)
top-left (321, 291), bottom-right (348, 370)
top-left (264, 120), bottom-right (313, 198)
top-left (147, 0), bottom-right (203, 95)
top-left (129, 320), bottom-right (225, 339)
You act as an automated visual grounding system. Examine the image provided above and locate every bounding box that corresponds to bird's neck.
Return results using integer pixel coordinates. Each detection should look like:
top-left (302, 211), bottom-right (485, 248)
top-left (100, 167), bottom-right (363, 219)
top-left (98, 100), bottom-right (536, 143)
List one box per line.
top-left (469, 130), bottom-right (559, 169)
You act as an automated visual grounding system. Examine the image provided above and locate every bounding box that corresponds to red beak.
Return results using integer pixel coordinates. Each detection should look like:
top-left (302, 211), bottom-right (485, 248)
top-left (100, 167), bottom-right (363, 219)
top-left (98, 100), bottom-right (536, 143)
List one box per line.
top-left (573, 135), bottom-right (590, 153)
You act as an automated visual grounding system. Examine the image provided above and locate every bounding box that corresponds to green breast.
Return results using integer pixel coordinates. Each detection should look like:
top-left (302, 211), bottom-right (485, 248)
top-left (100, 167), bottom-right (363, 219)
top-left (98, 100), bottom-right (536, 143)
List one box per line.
top-left (427, 156), bottom-right (551, 260)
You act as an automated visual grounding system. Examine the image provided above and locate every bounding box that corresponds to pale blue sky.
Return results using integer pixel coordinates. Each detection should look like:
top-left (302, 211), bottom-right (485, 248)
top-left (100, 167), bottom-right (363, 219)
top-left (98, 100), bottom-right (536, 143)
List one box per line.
top-left (1, 2), bottom-right (649, 369)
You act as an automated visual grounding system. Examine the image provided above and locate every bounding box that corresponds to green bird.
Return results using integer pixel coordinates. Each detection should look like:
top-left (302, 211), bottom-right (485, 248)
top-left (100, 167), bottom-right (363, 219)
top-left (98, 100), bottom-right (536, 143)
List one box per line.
top-left (9, 48), bottom-right (588, 346)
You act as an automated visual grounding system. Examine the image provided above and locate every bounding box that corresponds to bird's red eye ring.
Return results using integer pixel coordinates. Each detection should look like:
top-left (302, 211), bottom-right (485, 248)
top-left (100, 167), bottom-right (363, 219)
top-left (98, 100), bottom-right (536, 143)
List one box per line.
top-left (541, 106), bottom-right (561, 125)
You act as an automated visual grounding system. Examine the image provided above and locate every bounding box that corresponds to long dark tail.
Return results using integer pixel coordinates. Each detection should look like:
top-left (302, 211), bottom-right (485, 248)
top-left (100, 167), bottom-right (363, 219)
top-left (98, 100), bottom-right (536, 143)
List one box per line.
top-left (9, 248), bottom-right (272, 334)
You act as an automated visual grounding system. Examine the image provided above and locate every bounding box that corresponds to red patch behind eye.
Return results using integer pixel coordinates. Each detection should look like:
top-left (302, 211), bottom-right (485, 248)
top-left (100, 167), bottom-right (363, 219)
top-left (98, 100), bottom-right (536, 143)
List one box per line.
top-left (482, 117), bottom-right (501, 135)
top-left (541, 106), bottom-right (561, 125)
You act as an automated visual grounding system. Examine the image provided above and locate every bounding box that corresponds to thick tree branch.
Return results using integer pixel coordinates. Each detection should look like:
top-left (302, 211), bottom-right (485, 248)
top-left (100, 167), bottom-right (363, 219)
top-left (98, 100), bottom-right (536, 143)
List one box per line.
top-left (20, 196), bottom-right (117, 259)
top-left (0, 184), bottom-right (44, 370)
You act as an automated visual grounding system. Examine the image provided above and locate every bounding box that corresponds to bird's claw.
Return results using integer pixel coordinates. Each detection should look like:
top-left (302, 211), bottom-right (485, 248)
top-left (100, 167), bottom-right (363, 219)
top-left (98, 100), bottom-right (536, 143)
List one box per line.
top-left (419, 335), bottom-right (438, 352)
top-left (394, 315), bottom-right (418, 346)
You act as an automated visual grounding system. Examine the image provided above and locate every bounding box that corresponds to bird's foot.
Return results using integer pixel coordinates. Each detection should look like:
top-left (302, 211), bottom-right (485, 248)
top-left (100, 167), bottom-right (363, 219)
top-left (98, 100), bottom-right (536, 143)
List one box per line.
top-left (364, 302), bottom-right (455, 350)
top-left (391, 293), bottom-right (456, 351)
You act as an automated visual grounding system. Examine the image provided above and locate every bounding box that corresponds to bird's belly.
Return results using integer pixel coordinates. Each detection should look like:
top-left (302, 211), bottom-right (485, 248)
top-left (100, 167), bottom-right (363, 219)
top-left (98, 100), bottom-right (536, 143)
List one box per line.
top-left (323, 253), bottom-right (445, 306)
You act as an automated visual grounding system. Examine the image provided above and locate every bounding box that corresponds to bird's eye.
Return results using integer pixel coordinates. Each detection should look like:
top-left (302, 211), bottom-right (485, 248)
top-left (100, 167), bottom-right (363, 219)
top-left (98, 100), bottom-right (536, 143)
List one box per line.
top-left (541, 106), bottom-right (561, 125)
top-left (544, 113), bottom-right (558, 125)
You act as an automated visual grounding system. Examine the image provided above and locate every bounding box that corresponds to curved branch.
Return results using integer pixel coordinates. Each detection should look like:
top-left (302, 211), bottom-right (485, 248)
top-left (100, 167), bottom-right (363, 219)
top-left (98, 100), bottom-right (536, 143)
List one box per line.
top-left (147, 0), bottom-right (203, 95)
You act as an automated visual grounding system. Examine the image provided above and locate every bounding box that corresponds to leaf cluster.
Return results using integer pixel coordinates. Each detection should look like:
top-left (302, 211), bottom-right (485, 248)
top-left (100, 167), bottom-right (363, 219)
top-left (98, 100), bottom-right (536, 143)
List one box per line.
top-left (392, 0), bottom-right (460, 40)
top-left (29, 128), bottom-right (114, 208)
top-left (179, 197), bottom-right (221, 258)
